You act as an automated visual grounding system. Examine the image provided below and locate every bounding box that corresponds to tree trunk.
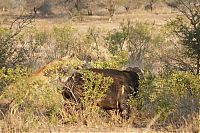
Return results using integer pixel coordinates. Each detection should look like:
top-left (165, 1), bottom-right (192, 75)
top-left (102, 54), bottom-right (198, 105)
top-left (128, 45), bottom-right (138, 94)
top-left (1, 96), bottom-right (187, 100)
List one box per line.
top-left (197, 55), bottom-right (200, 75)
top-left (75, 0), bottom-right (81, 12)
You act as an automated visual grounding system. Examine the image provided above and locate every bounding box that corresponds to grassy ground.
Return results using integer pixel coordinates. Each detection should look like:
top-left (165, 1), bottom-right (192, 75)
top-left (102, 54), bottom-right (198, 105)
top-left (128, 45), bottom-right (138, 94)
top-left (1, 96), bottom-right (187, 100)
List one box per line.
top-left (0, 8), bottom-right (178, 33)
top-left (30, 8), bottom-right (179, 32)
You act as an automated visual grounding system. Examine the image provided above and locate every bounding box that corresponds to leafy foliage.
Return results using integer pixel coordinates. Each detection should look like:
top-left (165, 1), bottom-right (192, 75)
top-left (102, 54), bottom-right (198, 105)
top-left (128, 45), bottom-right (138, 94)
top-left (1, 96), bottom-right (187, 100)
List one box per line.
top-left (18, 28), bottom-right (49, 69)
top-left (52, 24), bottom-right (76, 58)
top-left (138, 70), bottom-right (200, 121)
top-left (105, 24), bottom-right (127, 55)
top-left (81, 70), bottom-right (113, 110)
top-left (0, 66), bottom-right (29, 94)
top-left (126, 22), bottom-right (151, 62)
top-left (63, 70), bottom-right (113, 124)
top-left (105, 21), bottom-right (152, 67)
top-left (169, 16), bottom-right (200, 59)
top-left (0, 67), bottom-right (63, 130)
top-left (43, 57), bottom-right (82, 83)
top-left (92, 51), bottom-right (128, 69)
top-left (0, 27), bottom-right (24, 68)
top-left (168, 0), bottom-right (200, 74)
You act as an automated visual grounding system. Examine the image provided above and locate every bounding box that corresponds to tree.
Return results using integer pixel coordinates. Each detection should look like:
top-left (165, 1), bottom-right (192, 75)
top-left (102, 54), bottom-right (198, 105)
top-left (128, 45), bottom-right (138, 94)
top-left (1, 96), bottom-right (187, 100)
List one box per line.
top-left (0, 15), bottom-right (35, 68)
top-left (105, 21), bottom-right (151, 67)
top-left (169, 0), bottom-right (200, 74)
top-left (126, 22), bottom-right (151, 67)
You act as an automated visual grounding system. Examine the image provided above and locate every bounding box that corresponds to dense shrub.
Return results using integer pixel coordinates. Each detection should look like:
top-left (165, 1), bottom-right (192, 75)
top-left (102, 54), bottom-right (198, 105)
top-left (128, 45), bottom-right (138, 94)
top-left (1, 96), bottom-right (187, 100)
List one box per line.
top-left (105, 29), bottom-right (127, 55)
top-left (0, 67), bottom-right (63, 131)
top-left (0, 27), bottom-right (26, 68)
top-left (43, 57), bottom-right (82, 84)
top-left (63, 70), bottom-right (113, 125)
top-left (81, 70), bottom-right (113, 109)
top-left (52, 24), bottom-right (76, 58)
top-left (92, 51), bottom-right (128, 69)
top-left (18, 28), bottom-right (49, 69)
top-left (138, 70), bottom-right (200, 123)
top-left (105, 21), bottom-right (152, 68)
top-left (0, 66), bottom-right (29, 94)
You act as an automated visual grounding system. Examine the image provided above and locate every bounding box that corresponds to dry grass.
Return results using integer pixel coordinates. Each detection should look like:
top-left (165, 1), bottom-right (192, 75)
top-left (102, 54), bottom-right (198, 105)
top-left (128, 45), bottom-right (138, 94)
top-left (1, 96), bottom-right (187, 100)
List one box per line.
top-left (1, 96), bottom-right (198, 133)
top-left (1, 111), bottom-right (197, 132)
top-left (0, 7), bottom-right (179, 34)
top-left (30, 8), bottom-right (179, 33)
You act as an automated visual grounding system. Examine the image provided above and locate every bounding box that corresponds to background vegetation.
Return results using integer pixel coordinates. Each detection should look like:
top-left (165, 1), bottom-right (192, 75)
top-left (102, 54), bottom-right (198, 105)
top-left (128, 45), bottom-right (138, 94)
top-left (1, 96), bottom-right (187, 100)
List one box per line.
top-left (0, 0), bottom-right (199, 132)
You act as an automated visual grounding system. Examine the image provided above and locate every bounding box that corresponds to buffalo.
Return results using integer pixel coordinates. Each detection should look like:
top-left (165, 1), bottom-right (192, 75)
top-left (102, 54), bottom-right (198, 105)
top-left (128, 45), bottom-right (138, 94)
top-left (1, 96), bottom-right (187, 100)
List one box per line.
top-left (62, 67), bottom-right (141, 119)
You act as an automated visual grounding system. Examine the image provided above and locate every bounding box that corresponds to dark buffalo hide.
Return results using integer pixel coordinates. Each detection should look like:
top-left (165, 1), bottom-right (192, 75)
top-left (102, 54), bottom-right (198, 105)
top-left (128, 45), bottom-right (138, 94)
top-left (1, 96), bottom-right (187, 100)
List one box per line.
top-left (62, 68), bottom-right (140, 119)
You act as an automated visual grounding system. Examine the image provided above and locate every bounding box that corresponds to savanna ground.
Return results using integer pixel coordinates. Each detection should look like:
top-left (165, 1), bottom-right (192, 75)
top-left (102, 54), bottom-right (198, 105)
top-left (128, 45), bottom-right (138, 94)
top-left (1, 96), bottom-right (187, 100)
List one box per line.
top-left (0, 2), bottom-right (199, 133)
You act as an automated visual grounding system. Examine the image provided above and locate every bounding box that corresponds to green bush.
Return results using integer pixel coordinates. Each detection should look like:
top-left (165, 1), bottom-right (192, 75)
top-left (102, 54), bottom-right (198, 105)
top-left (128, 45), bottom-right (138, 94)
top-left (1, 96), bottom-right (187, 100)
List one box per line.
top-left (92, 51), bottom-right (128, 69)
top-left (63, 70), bottom-right (113, 124)
top-left (138, 71), bottom-right (200, 121)
top-left (0, 25), bottom-right (50, 70)
top-left (85, 27), bottom-right (104, 60)
top-left (0, 66), bottom-right (29, 94)
top-left (0, 67), bottom-right (63, 131)
top-left (81, 70), bottom-right (113, 109)
top-left (105, 29), bottom-right (126, 55)
top-left (19, 28), bottom-right (49, 69)
top-left (126, 22), bottom-right (151, 61)
top-left (52, 24), bottom-right (75, 57)
top-left (0, 27), bottom-right (24, 68)
top-left (42, 58), bottom-right (83, 99)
